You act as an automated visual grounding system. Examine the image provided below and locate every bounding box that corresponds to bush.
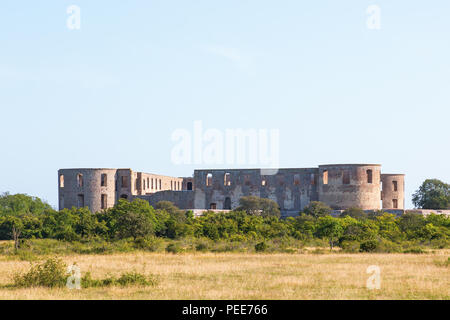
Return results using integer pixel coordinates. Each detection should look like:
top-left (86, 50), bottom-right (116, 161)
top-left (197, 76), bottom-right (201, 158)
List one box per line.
top-left (82, 271), bottom-right (157, 288)
top-left (166, 243), bottom-right (182, 254)
top-left (255, 241), bottom-right (268, 252)
top-left (13, 258), bottom-right (67, 288)
top-left (403, 247), bottom-right (425, 254)
top-left (340, 240), bottom-right (360, 253)
top-left (360, 240), bottom-right (378, 252)
top-left (195, 242), bottom-right (209, 252)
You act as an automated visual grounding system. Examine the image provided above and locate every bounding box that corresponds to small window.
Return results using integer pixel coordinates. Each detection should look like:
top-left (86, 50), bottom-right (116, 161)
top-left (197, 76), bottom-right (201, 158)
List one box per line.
top-left (77, 174), bottom-right (83, 188)
top-left (393, 181), bottom-right (398, 192)
top-left (244, 175), bottom-right (251, 186)
top-left (343, 171), bottom-right (350, 185)
top-left (59, 175), bottom-right (64, 188)
top-left (120, 194), bottom-right (128, 199)
top-left (210, 203), bottom-right (217, 210)
top-left (178, 181), bottom-right (181, 190)
top-left (171, 181), bottom-right (173, 190)
top-left (147, 178), bottom-right (150, 189)
top-left (294, 174), bottom-right (301, 186)
top-left (206, 173), bottom-right (213, 187)
top-left (151, 178), bottom-right (154, 189)
top-left (187, 182), bottom-right (193, 190)
top-left (101, 174), bottom-right (107, 187)
top-left (367, 170), bottom-right (373, 184)
top-left (224, 173), bottom-right (231, 186)
top-left (159, 179), bottom-right (162, 190)
top-left (101, 194), bottom-right (107, 209)
top-left (310, 174), bottom-right (315, 185)
top-left (77, 194), bottom-right (84, 208)
top-left (261, 178), bottom-right (267, 187)
top-left (393, 199), bottom-right (398, 209)
top-left (121, 176), bottom-right (129, 188)
top-left (323, 170), bottom-right (328, 185)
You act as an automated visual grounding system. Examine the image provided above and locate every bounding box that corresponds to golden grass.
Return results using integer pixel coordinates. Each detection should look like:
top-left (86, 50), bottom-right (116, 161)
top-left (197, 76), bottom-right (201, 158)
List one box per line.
top-left (0, 250), bottom-right (448, 300)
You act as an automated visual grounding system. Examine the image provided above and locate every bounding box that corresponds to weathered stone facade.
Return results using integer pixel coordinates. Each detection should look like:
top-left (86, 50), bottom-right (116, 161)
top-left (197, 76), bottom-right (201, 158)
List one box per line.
top-left (58, 164), bottom-right (405, 215)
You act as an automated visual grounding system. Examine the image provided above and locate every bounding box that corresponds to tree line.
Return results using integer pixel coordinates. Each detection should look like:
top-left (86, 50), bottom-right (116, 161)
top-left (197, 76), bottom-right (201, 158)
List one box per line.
top-left (0, 188), bottom-right (448, 252)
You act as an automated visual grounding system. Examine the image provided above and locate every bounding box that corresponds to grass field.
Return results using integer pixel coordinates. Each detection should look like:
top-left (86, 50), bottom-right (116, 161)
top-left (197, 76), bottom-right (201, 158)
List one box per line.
top-left (0, 250), bottom-right (448, 300)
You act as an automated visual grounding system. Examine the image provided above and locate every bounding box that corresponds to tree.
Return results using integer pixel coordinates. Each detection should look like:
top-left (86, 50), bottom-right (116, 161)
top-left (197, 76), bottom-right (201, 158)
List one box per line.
top-left (105, 199), bottom-right (157, 240)
top-left (302, 201), bottom-right (332, 218)
top-left (0, 216), bottom-right (24, 250)
top-left (412, 179), bottom-right (450, 209)
top-left (237, 196), bottom-right (280, 217)
top-left (316, 216), bottom-right (344, 250)
top-left (116, 211), bottom-right (153, 240)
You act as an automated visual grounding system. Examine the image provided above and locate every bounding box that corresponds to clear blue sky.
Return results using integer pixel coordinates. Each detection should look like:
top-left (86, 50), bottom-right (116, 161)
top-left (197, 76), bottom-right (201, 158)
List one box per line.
top-left (0, 1), bottom-right (449, 209)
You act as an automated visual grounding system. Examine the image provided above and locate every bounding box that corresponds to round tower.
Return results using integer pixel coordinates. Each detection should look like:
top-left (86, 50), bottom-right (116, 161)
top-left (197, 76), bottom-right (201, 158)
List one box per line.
top-left (58, 168), bottom-right (117, 213)
top-left (317, 164), bottom-right (382, 210)
top-left (381, 174), bottom-right (405, 210)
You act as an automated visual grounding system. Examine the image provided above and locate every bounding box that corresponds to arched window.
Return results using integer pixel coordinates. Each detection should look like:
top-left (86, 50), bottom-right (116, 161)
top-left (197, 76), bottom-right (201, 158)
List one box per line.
top-left (187, 182), bottom-right (193, 190)
top-left (323, 170), bottom-right (328, 185)
top-left (393, 181), bottom-right (398, 191)
top-left (224, 173), bottom-right (231, 186)
top-left (101, 174), bottom-right (107, 187)
top-left (206, 173), bottom-right (213, 187)
top-left (59, 175), bottom-right (64, 188)
top-left (224, 197), bottom-right (231, 210)
top-left (101, 194), bottom-right (107, 209)
top-left (294, 174), bottom-right (301, 186)
top-left (367, 170), bottom-right (373, 184)
top-left (392, 199), bottom-right (398, 209)
top-left (77, 174), bottom-right (83, 188)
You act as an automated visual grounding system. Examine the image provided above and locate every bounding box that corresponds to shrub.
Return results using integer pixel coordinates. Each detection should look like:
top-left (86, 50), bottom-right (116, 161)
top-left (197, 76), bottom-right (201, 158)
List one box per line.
top-left (195, 242), bottom-right (209, 252)
top-left (166, 243), bottom-right (182, 254)
top-left (359, 240), bottom-right (378, 252)
top-left (255, 241), bottom-right (268, 252)
top-left (82, 271), bottom-right (157, 288)
top-left (340, 240), bottom-right (360, 253)
top-left (13, 258), bottom-right (67, 288)
top-left (403, 247), bottom-right (425, 254)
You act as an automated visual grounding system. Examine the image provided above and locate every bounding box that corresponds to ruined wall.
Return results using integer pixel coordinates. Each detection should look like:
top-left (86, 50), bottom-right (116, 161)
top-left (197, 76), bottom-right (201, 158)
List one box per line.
top-left (193, 168), bottom-right (319, 212)
top-left (136, 172), bottom-right (184, 195)
top-left (136, 191), bottom-right (195, 209)
top-left (317, 164), bottom-right (382, 210)
top-left (58, 168), bottom-right (118, 213)
top-left (381, 174), bottom-right (405, 209)
top-left (59, 168), bottom-right (185, 213)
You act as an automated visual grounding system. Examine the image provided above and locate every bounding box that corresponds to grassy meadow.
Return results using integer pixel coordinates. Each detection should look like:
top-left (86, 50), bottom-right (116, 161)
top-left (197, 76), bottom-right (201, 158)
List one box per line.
top-left (0, 249), bottom-right (448, 300)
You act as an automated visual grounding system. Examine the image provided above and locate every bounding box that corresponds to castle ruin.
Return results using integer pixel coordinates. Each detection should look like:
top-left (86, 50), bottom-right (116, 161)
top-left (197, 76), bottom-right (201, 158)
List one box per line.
top-left (58, 164), bottom-right (405, 216)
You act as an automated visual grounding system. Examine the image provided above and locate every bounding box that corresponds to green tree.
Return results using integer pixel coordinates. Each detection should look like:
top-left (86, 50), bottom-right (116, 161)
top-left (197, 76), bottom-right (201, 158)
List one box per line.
top-left (237, 196), bottom-right (280, 217)
top-left (105, 199), bottom-right (157, 240)
top-left (316, 216), bottom-right (344, 250)
top-left (412, 179), bottom-right (450, 209)
top-left (302, 201), bottom-right (332, 218)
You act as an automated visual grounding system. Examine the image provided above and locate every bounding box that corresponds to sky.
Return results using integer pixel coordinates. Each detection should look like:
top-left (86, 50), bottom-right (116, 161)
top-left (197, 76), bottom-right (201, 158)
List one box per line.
top-left (0, 0), bottom-right (449, 209)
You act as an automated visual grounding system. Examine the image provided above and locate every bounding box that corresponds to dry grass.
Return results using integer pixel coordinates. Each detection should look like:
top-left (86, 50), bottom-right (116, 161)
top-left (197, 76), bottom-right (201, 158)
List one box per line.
top-left (0, 250), bottom-right (448, 300)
